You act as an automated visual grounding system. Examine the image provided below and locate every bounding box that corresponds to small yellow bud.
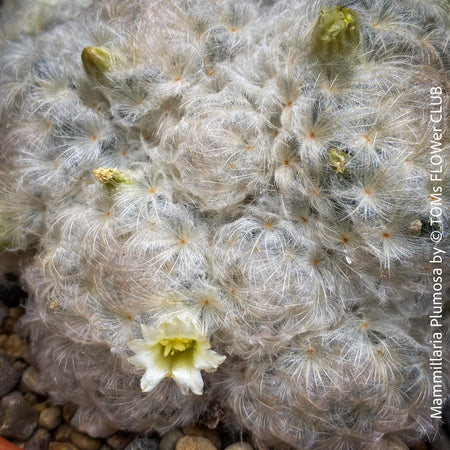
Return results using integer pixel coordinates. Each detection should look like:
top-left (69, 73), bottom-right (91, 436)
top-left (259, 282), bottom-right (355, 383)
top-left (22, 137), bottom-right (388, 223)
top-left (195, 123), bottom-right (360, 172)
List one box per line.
top-left (408, 219), bottom-right (423, 236)
top-left (328, 148), bottom-right (348, 173)
top-left (81, 46), bottom-right (116, 77)
top-left (49, 299), bottom-right (59, 310)
top-left (93, 168), bottom-right (130, 185)
top-left (311, 5), bottom-right (360, 63)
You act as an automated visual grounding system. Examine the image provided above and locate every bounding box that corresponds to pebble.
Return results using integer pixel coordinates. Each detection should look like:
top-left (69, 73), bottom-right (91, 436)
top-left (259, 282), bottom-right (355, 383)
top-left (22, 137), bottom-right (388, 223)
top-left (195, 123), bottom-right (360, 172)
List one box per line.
top-left (159, 429), bottom-right (183, 450)
top-left (411, 442), bottom-right (427, 450)
top-left (23, 392), bottom-right (38, 406)
top-left (124, 437), bottom-right (159, 450)
top-left (3, 334), bottom-right (27, 360)
top-left (106, 432), bottom-right (134, 450)
top-left (217, 429), bottom-right (243, 449)
top-left (3, 317), bottom-right (17, 335)
top-left (0, 282), bottom-right (27, 307)
top-left (9, 307), bottom-right (24, 320)
top-left (21, 367), bottom-right (47, 396)
top-left (63, 404), bottom-right (76, 423)
top-left (70, 430), bottom-right (102, 450)
top-left (25, 428), bottom-right (51, 450)
top-left (0, 391), bottom-right (39, 441)
top-left (176, 436), bottom-right (216, 450)
top-left (33, 402), bottom-right (49, 413)
top-left (50, 443), bottom-right (80, 450)
top-left (0, 302), bottom-right (8, 325)
top-left (12, 359), bottom-right (27, 371)
top-left (224, 443), bottom-right (254, 450)
top-left (21, 344), bottom-right (33, 365)
top-left (39, 406), bottom-right (62, 430)
top-left (182, 425), bottom-right (221, 450)
top-left (0, 353), bottom-right (21, 396)
top-left (54, 423), bottom-right (73, 442)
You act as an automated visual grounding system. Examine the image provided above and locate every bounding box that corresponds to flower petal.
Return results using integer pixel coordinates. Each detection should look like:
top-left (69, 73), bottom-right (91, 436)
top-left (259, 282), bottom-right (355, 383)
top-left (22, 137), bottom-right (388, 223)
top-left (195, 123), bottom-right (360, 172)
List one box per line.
top-left (140, 362), bottom-right (170, 392)
top-left (140, 324), bottom-right (161, 345)
top-left (128, 349), bottom-right (156, 369)
top-left (193, 347), bottom-right (226, 371)
top-left (160, 316), bottom-right (202, 339)
top-left (172, 358), bottom-right (204, 395)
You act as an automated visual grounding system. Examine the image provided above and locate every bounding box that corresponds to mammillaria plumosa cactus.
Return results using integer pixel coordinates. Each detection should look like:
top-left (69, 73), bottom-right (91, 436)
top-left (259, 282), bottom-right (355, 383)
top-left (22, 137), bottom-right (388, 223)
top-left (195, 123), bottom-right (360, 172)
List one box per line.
top-left (0, 0), bottom-right (449, 448)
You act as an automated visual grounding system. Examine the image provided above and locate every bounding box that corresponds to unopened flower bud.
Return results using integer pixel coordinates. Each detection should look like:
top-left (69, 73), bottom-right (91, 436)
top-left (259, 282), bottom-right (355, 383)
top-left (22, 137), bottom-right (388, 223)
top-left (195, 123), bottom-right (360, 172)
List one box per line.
top-left (328, 147), bottom-right (348, 173)
top-left (311, 5), bottom-right (360, 63)
top-left (81, 46), bottom-right (117, 77)
top-left (93, 167), bottom-right (130, 186)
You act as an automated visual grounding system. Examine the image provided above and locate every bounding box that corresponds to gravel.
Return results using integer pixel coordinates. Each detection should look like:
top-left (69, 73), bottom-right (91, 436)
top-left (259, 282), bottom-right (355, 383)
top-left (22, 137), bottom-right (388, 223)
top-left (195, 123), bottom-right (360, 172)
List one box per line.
top-left (0, 353), bottom-right (21, 396)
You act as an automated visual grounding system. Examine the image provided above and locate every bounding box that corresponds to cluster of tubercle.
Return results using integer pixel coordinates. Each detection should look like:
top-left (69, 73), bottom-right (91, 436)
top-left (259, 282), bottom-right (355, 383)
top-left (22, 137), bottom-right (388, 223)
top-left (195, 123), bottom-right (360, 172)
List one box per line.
top-left (0, 0), bottom-right (449, 448)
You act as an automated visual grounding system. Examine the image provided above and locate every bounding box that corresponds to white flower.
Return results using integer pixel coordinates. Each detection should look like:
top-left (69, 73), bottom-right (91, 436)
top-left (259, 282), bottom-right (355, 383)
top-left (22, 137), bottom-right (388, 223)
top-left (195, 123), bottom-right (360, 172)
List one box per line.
top-left (128, 317), bottom-right (226, 395)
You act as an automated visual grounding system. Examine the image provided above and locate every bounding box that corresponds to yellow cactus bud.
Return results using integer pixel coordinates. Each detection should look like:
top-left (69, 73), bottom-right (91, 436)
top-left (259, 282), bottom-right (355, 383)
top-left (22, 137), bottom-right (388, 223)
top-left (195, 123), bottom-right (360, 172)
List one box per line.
top-left (81, 46), bottom-right (116, 77)
top-left (408, 219), bottom-right (423, 236)
top-left (93, 168), bottom-right (130, 185)
top-left (311, 5), bottom-right (360, 63)
top-left (328, 148), bottom-right (348, 173)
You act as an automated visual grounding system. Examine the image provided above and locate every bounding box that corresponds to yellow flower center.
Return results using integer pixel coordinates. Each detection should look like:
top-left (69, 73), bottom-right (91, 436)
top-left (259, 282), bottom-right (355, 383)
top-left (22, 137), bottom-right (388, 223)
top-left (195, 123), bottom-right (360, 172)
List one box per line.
top-left (159, 337), bottom-right (196, 357)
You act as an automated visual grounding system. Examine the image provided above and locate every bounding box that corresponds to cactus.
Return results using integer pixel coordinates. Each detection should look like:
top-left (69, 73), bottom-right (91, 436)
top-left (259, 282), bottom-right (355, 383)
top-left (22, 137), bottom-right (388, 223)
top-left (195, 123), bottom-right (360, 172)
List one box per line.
top-left (0, 0), bottom-right (449, 447)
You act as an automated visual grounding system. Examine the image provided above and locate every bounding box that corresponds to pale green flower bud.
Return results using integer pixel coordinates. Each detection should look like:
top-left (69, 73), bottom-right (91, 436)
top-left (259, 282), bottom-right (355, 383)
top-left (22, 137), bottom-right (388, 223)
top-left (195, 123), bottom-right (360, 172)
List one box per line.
top-left (328, 147), bottom-right (348, 173)
top-left (311, 5), bottom-right (360, 63)
top-left (81, 46), bottom-right (117, 77)
top-left (93, 168), bottom-right (130, 186)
